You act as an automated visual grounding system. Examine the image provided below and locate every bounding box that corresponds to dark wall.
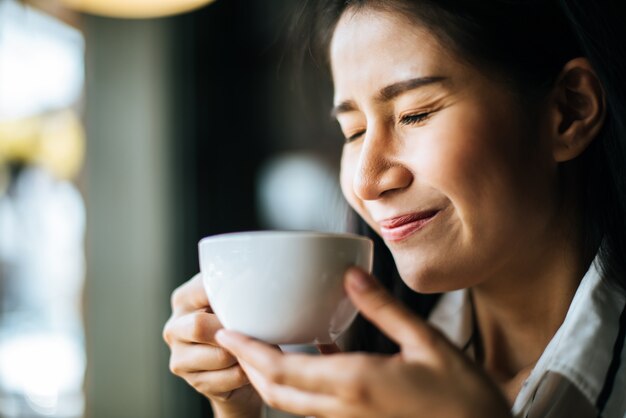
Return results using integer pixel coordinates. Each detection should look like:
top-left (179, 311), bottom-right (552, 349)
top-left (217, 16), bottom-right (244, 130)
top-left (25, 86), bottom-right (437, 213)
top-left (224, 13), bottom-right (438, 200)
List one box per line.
top-left (169, 1), bottom-right (340, 416)
top-left (190, 0), bottom-right (339, 239)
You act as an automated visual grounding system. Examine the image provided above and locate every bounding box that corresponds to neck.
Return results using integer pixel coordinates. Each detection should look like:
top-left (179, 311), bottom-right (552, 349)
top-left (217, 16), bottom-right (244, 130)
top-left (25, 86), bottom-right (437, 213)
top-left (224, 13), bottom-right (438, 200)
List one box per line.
top-left (471, 167), bottom-right (597, 386)
top-left (471, 230), bottom-right (593, 385)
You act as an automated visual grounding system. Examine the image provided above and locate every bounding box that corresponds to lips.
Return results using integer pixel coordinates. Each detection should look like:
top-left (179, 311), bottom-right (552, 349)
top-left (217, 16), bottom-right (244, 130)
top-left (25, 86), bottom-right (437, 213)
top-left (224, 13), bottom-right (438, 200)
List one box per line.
top-left (378, 210), bottom-right (439, 242)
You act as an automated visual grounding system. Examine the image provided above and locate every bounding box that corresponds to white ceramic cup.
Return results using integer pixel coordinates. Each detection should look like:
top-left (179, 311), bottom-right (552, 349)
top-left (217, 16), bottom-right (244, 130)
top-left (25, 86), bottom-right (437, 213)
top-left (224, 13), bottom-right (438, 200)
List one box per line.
top-left (198, 231), bottom-right (373, 345)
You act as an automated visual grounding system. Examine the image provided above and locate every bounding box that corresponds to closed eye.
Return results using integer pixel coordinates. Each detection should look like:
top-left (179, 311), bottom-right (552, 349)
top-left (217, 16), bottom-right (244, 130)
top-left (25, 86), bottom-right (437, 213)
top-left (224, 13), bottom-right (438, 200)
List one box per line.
top-left (342, 111), bottom-right (432, 143)
top-left (345, 130), bottom-right (365, 143)
top-left (399, 112), bottom-right (432, 126)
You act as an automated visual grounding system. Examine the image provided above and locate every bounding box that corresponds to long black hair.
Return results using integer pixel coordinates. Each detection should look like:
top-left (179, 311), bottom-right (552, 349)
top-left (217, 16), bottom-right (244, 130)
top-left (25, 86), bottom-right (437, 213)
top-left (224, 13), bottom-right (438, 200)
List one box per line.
top-left (295, 0), bottom-right (626, 353)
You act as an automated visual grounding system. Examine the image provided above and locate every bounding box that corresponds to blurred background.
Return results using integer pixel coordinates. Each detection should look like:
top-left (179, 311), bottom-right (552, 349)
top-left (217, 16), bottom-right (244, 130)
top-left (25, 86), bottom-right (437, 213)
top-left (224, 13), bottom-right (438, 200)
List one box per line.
top-left (0, 0), bottom-right (348, 417)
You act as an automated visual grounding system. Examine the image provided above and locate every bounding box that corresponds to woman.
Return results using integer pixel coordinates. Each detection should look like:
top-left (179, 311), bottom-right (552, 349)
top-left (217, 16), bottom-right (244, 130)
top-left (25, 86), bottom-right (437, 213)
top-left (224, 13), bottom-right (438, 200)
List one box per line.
top-left (163, 1), bottom-right (626, 417)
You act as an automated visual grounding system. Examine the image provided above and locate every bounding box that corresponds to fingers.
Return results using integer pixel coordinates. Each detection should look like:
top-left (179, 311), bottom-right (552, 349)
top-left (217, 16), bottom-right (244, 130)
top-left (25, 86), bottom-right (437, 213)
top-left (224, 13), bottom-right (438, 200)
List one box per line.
top-left (345, 267), bottom-right (437, 350)
top-left (171, 273), bottom-right (210, 314)
top-left (167, 320), bottom-right (245, 400)
top-left (185, 364), bottom-right (251, 398)
top-left (169, 342), bottom-right (238, 374)
top-left (241, 362), bottom-right (342, 417)
top-left (164, 311), bottom-right (223, 345)
top-left (215, 331), bottom-right (283, 375)
top-left (165, 275), bottom-right (259, 405)
top-left (216, 330), bottom-right (370, 396)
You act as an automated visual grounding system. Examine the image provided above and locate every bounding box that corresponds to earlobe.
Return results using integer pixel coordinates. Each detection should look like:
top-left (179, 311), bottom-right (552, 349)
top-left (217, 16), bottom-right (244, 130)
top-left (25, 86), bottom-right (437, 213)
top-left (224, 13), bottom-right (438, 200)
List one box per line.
top-left (550, 57), bottom-right (606, 162)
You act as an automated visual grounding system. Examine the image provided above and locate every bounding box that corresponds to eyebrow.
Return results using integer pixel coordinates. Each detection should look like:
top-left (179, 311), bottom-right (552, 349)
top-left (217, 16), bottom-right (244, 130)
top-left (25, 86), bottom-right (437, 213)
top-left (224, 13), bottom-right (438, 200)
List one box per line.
top-left (330, 76), bottom-right (448, 118)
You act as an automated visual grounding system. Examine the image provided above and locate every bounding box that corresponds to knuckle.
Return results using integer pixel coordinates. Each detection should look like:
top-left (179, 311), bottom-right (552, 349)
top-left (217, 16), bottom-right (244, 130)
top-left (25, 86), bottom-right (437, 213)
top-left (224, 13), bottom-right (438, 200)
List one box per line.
top-left (162, 316), bottom-right (180, 346)
top-left (162, 322), bottom-right (173, 345)
top-left (169, 358), bottom-right (183, 376)
top-left (211, 391), bottom-right (233, 402)
top-left (265, 366), bottom-right (285, 385)
top-left (232, 365), bottom-right (249, 385)
top-left (191, 313), bottom-right (210, 342)
top-left (194, 380), bottom-right (214, 397)
top-left (347, 378), bottom-right (368, 401)
top-left (215, 348), bottom-right (234, 367)
top-left (170, 286), bottom-right (185, 310)
top-left (187, 373), bottom-right (218, 398)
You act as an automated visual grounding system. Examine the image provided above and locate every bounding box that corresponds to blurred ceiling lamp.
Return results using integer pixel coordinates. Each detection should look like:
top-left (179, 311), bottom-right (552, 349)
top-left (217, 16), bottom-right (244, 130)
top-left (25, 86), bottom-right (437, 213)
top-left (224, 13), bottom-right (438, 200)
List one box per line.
top-left (58, 0), bottom-right (217, 18)
top-left (0, 110), bottom-right (85, 180)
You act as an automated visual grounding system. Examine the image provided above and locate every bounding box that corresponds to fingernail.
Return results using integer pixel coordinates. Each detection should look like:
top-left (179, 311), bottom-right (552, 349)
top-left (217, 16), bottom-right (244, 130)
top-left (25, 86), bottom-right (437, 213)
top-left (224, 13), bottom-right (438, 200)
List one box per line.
top-left (347, 267), bottom-right (372, 292)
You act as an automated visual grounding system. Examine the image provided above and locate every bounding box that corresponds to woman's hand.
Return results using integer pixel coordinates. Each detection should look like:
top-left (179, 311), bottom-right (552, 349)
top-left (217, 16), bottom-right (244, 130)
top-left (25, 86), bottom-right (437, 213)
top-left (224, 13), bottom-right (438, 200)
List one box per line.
top-left (163, 274), bottom-right (262, 418)
top-left (216, 268), bottom-right (512, 418)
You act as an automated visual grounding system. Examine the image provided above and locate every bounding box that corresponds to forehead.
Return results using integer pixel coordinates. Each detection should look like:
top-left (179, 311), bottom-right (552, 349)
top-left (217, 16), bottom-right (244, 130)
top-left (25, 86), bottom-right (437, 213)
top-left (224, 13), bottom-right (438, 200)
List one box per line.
top-left (329, 8), bottom-right (459, 99)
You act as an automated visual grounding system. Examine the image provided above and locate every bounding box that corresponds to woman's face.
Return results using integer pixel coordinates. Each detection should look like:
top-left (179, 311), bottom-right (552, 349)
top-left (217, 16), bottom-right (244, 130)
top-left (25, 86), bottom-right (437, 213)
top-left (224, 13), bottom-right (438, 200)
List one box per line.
top-left (332, 8), bottom-right (561, 293)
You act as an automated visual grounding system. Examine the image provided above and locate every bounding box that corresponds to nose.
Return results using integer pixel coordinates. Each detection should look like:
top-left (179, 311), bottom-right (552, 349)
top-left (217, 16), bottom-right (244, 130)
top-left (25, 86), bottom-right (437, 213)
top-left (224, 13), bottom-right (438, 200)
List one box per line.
top-left (352, 128), bottom-right (413, 201)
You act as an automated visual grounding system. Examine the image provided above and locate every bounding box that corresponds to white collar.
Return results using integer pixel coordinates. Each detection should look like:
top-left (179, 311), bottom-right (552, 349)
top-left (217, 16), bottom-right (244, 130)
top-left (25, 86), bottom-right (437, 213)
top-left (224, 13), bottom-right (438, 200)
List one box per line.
top-left (427, 258), bottom-right (626, 413)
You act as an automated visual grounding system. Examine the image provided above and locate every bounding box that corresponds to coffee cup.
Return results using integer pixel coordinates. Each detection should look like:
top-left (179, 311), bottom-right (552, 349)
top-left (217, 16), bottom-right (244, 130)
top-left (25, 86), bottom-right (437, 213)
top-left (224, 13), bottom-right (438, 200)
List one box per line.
top-left (198, 231), bottom-right (373, 345)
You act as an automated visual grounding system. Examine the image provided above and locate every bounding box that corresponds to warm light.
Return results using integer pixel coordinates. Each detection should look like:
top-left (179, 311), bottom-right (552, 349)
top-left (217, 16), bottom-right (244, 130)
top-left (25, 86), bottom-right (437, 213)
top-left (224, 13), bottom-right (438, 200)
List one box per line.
top-left (59, 0), bottom-right (216, 18)
top-left (0, 111), bottom-right (86, 180)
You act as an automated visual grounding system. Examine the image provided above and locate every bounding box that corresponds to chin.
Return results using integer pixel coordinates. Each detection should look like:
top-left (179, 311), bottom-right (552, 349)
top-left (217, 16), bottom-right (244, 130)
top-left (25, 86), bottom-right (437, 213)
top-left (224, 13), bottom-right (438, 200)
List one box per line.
top-left (394, 257), bottom-right (465, 294)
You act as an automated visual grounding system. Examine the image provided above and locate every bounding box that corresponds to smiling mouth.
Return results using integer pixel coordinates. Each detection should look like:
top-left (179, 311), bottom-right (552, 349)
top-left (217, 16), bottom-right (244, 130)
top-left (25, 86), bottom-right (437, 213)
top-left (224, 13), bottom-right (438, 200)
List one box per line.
top-left (378, 210), bottom-right (440, 242)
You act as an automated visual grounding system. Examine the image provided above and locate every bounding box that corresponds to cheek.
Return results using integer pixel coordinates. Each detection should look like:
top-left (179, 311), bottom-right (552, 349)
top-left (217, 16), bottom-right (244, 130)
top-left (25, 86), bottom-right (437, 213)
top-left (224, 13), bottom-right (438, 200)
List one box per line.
top-left (406, 132), bottom-right (490, 211)
top-left (419, 107), bottom-right (555, 260)
top-left (416, 106), bottom-right (526, 212)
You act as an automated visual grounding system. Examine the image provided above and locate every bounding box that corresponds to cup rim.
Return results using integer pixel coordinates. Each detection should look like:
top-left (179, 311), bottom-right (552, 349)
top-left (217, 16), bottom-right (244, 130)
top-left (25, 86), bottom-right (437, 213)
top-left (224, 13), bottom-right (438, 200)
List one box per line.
top-left (199, 230), bottom-right (372, 247)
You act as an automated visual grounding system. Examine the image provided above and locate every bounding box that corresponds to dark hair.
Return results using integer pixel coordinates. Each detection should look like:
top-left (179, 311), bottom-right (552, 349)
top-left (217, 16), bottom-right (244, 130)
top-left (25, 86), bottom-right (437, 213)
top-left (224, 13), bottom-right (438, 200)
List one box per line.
top-left (296, 0), bottom-right (626, 353)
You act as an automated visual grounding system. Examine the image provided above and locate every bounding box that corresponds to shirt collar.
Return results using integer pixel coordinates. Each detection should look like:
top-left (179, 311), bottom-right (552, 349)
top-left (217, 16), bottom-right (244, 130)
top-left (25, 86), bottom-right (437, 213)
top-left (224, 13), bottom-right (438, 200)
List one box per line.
top-left (426, 257), bottom-right (626, 413)
top-left (428, 288), bottom-right (473, 350)
top-left (513, 258), bottom-right (626, 412)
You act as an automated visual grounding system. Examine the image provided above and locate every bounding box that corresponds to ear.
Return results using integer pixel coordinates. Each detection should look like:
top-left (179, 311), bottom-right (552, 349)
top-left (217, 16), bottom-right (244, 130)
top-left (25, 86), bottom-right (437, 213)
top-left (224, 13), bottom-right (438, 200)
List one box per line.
top-left (547, 57), bottom-right (606, 162)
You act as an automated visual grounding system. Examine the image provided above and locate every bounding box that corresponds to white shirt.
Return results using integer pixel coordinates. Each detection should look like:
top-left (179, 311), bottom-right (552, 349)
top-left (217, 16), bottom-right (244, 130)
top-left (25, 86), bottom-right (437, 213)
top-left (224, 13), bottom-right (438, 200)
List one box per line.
top-left (429, 258), bottom-right (626, 418)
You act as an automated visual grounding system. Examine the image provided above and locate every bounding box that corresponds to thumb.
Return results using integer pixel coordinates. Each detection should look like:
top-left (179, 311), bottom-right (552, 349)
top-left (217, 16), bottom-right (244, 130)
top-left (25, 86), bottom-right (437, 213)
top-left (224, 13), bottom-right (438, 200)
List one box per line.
top-left (345, 267), bottom-right (436, 349)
